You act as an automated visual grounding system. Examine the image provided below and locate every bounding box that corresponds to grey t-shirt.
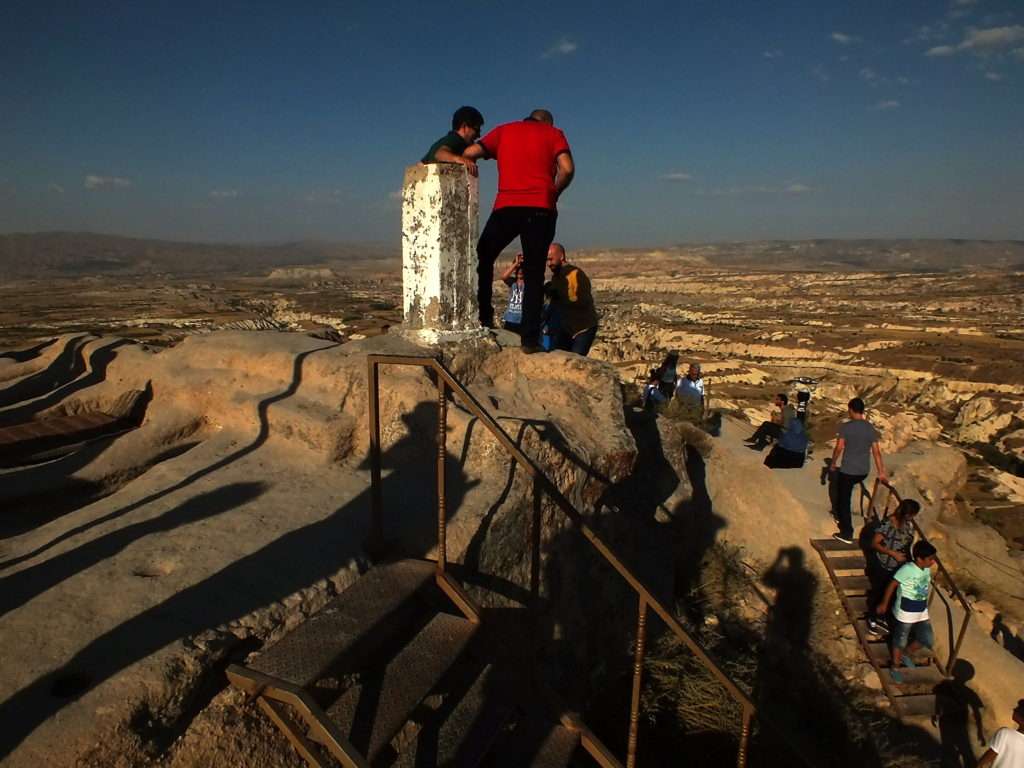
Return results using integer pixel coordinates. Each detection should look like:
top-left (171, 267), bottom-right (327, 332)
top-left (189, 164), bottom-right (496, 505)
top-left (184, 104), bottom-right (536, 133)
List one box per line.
top-left (837, 419), bottom-right (879, 477)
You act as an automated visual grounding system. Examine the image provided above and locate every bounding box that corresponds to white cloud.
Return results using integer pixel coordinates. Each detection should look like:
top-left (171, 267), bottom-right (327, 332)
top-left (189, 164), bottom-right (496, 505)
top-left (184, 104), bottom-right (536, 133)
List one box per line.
top-left (763, 49), bottom-right (783, 59)
top-left (209, 189), bottom-right (238, 199)
top-left (542, 37), bottom-right (578, 58)
top-left (48, 183), bottom-right (64, 195)
top-left (871, 99), bottom-right (901, 110)
top-left (927, 25), bottom-right (1024, 56)
top-left (785, 183), bottom-right (812, 194)
top-left (953, 0), bottom-right (978, 6)
top-left (84, 174), bottom-right (132, 190)
top-left (859, 67), bottom-right (878, 81)
top-left (388, 189), bottom-right (402, 200)
top-left (897, 76), bottom-right (911, 85)
top-left (1014, 47), bottom-right (1024, 60)
top-left (831, 32), bottom-right (862, 45)
top-left (811, 64), bottom-right (831, 82)
top-left (984, 71), bottom-right (1004, 80)
top-left (659, 172), bottom-right (693, 181)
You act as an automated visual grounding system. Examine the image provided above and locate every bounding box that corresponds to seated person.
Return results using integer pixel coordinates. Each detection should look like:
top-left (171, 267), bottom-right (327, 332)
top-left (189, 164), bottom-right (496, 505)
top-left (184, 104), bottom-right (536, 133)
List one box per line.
top-left (746, 393), bottom-right (795, 450)
top-left (500, 253), bottom-right (525, 332)
top-left (641, 369), bottom-right (667, 410)
top-left (422, 106), bottom-right (484, 176)
top-left (674, 362), bottom-right (704, 405)
top-left (764, 416), bottom-right (808, 468)
top-left (656, 352), bottom-right (679, 400)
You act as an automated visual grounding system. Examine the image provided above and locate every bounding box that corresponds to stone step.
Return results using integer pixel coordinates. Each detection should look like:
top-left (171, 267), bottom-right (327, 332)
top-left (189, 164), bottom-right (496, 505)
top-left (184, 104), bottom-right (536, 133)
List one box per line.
top-left (248, 559), bottom-right (436, 688)
top-left (326, 611), bottom-right (478, 762)
top-left (836, 575), bottom-right (871, 594)
top-left (845, 595), bottom-right (869, 616)
top-left (0, 412), bottom-right (135, 467)
top-left (830, 555), bottom-right (866, 571)
top-left (392, 663), bottom-right (514, 768)
top-left (494, 716), bottom-right (580, 768)
top-left (881, 665), bottom-right (945, 695)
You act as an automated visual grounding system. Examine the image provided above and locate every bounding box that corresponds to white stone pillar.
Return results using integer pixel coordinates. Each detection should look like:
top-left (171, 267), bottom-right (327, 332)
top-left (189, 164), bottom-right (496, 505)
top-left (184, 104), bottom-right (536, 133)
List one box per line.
top-left (400, 162), bottom-right (484, 343)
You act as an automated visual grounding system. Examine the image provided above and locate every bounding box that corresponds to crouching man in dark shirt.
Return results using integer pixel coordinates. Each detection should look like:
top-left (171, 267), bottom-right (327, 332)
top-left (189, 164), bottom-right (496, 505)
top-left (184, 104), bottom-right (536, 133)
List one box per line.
top-left (422, 106), bottom-right (485, 177)
top-left (545, 243), bottom-right (598, 356)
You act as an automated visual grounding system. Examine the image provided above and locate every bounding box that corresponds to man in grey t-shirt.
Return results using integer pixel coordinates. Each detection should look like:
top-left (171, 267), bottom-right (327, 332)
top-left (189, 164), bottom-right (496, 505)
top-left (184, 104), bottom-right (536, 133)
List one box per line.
top-left (830, 397), bottom-right (888, 543)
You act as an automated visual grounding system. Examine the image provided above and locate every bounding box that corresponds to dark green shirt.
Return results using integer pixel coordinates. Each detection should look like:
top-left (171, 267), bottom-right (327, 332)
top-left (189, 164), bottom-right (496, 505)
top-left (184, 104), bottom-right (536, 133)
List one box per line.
top-left (421, 131), bottom-right (468, 163)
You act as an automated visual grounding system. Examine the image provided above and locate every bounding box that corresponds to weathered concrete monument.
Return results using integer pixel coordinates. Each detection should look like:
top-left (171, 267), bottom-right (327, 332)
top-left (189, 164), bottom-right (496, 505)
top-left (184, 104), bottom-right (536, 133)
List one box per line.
top-left (400, 162), bottom-right (485, 343)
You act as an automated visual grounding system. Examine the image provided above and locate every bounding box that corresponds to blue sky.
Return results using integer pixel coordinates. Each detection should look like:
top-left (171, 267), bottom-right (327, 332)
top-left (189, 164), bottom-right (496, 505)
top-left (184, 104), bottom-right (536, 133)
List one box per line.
top-left (1, 0), bottom-right (1022, 246)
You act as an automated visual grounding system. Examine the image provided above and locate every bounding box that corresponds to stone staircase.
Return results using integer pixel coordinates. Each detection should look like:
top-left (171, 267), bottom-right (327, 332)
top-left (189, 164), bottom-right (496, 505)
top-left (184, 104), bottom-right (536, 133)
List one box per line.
top-left (227, 558), bottom-right (582, 767)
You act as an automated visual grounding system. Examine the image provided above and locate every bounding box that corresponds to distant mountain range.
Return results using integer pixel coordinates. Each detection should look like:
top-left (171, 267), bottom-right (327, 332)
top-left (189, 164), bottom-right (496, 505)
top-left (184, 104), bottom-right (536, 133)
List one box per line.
top-left (0, 232), bottom-right (395, 278)
top-left (1, 232), bottom-right (1022, 278)
top-left (583, 239), bottom-right (1024, 272)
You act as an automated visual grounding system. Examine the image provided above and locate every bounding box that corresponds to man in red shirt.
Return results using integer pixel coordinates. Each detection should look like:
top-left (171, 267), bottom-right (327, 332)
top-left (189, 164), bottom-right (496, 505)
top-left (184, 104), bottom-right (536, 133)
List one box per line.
top-left (463, 109), bottom-right (575, 352)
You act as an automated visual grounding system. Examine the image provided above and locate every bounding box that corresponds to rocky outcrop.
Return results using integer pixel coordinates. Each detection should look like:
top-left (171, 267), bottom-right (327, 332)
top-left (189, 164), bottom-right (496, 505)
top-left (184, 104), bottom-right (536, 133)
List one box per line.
top-left (0, 331), bottom-right (647, 767)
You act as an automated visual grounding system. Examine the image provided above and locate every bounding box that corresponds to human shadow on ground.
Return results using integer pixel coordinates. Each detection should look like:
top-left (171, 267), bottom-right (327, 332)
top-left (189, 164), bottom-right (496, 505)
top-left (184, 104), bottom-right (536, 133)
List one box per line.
top-left (991, 613), bottom-right (1024, 663)
top-left (0, 335), bottom-right (90, 409)
top-left (0, 337), bottom-right (57, 363)
top-left (0, 338), bottom-right (134, 427)
top-left (933, 658), bottom-right (985, 768)
top-left (0, 396), bottom-right (479, 760)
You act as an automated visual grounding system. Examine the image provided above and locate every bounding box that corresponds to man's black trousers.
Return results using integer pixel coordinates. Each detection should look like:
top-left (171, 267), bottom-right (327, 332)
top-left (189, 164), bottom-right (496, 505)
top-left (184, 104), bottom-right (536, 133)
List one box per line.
top-left (836, 471), bottom-right (867, 539)
top-left (477, 206), bottom-right (557, 345)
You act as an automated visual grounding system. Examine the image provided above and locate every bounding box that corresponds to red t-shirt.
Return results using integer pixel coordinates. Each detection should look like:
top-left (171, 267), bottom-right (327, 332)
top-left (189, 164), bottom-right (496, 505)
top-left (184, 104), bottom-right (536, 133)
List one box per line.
top-left (479, 120), bottom-right (571, 210)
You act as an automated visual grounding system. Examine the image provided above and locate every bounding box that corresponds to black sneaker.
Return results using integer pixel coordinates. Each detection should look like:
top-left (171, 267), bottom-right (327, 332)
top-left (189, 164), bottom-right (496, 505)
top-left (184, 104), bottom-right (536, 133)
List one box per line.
top-left (521, 344), bottom-right (544, 355)
top-left (832, 532), bottom-right (855, 545)
top-left (866, 617), bottom-right (889, 636)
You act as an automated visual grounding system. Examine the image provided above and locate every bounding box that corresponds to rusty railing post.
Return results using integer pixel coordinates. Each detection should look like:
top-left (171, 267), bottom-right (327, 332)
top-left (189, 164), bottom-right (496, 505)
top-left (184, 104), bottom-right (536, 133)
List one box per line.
top-left (367, 357), bottom-right (383, 556)
top-left (437, 372), bottom-right (448, 574)
top-left (737, 706), bottom-right (753, 768)
top-left (626, 596), bottom-right (648, 768)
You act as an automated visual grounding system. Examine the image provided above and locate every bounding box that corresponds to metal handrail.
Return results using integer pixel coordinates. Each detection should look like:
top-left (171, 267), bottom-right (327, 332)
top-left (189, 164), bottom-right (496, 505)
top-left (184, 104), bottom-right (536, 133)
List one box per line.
top-left (865, 478), bottom-right (973, 672)
top-left (366, 354), bottom-right (757, 768)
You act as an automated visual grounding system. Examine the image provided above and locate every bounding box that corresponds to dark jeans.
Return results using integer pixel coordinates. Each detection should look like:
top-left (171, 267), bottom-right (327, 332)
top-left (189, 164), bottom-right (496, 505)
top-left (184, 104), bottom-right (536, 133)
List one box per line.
top-left (555, 325), bottom-right (598, 357)
top-left (764, 445), bottom-right (805, 469)
top-left (836, 471), bottom-right (866, 538)
top-left (749, 421), bottom-right (783, 447)
top-left (477, 206), bottom-right (557, 345)
top-left (866, 556), bottom-right (895, 621)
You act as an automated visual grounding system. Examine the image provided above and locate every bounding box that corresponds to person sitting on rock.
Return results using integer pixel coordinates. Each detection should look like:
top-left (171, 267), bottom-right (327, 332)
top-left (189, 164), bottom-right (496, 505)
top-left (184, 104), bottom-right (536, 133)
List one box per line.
top-left (421, 105), bottom-right (484, 177)
top-left (544, 243), bottom-right (598, 356)
top-left (656, 352), bottom-right (679, 400)
top-left (977, 698), bottom-right (1024, 767)
top-left (746, 393), bottom-right (796, 451)
top-left (500, 253), bottom-right (525, 333)
top-left (876, 539), bottom-right (937, 683)
top-left (865, 498), bottom-right (919, 636)
top-left (763, 416), bottom-right (809, 469)
top-left (674, 362), bottom-right (704, 405)
top-left (641, 368), bottom-right (667, 410)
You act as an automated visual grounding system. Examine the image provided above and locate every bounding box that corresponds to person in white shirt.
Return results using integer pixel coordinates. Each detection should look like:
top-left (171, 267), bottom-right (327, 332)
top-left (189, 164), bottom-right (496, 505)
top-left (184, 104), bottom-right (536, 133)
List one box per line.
top-left (978, 699), bottom-right (1024, 767)
top-left (675, 362), bottom-right (704, 405)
